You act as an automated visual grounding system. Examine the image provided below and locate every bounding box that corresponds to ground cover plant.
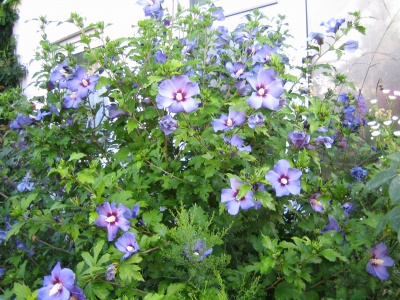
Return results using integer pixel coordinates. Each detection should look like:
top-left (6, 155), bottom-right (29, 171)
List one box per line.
top-left (1, 0), bottom-right (399, 299)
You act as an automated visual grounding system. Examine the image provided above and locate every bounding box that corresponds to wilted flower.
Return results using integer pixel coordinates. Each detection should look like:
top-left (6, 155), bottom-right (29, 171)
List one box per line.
top-left (221, 178), bottom-right (254, 215)
top-left (137, 0), bottom-right (164, 19)
top-left (288, 132), bottom-right (313, 150)
top-left (105, 264), bottom-right (118, 281)
top-left (94, 202), bottom-right (131, 241)
top-left (320, 18), bottom-right (345, 33)
top-left (308, 32), bottom-right (325, 45)
top-left (9, 113), bottom-right (34, 130)
top-left (341, 202), bottom-right (354, 217)
top-left (67, 66), bottom-right (99, 99)
top-left (48, 104), bottom-right (60, 116)
top-left (34, 110), bottom-right (52, 121)
top-left (124, 204), bottom-right (140, 219)
top-left (246, 68), bottom-right (284, 110)
top-left (342, 40), bottom-right (359, 53)
top-left (252, 44), bottom-right (276, 64)
top-left (17, 173), bottom-right (34, 192)
top-left (37, 262), bottom-right (75, 300)
top-left (225, 62), bottom-right (249, 79)
top-left (314, 136), bottom-right (334, 148)
top-left (69, 285), bottom-right (88, 300)
top-left (233, 24), bottom-right (257, 44)
top-left (338, 93), bottom-right (349, 105)
top-left (16, 238), bottom-right (35, 256)
top-left (154, 50), bottom-right (167, 63)
top-left (265, 159), bottom-right (302, 197)
top-left (49, 60), bottom-right (72, 89)
top-left (156, 75), bottom-right (200, 113)
top-left (222, 134), bottom-right (251, 152)
top-left (185, 239), bottom-right (213, 262)
top-left (213, 110), bottom-right (245, 132)
top-left (159, 115), bottom-right (178, 135)
top-left (366, 242), bottom-right (394, 281)
top-left (214, 26), bottom-right (230, 48)
top-left (350, 166), bottom-right (368, 182)
top-left (234, 80), bottom-right (251, 96)
top-left (248, 113), bottom-right (265, 128)
top-left (0, 230), bottom-right (6, 243)
top-left (211, 5), bottom-right (225, 21)
top-left (309, 193), bottom-right (324, 213)
top-left (321, 215), bottom-right (340, 234)
top-left (180, 38), bottom-right (197, 56)
top-left (115, 232), bottom-right (140, 259)
top-left (108, 105), bottom-right (129, 119)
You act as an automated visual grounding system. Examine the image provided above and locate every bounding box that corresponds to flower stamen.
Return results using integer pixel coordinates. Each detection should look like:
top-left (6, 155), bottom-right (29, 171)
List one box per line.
top-left (82, 79), bottom-right (89, 87)
top-left (235, 69), bottom-right (243, 76)
top-left (370, 258), bottom-right (384, 266)
top-left (49, 282), bottom-right (63, 296)
top-left (176, 92), bottom-right (183, 101)
top-left (105, 215), bottom-right (116, 223)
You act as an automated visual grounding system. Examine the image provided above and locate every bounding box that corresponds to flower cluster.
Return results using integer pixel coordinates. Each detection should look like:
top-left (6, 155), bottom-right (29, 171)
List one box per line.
top-left (49, 61), bottom-right (99, 109)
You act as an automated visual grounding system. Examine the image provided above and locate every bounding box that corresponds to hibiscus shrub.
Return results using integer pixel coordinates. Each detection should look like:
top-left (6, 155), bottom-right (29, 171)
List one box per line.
top-left (1, 1), bottom-right (399, 299)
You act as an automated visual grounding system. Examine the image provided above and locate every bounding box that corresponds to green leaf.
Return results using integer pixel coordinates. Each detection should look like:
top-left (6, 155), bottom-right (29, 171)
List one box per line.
top-left (68, 152), bottom-right (86, 162)
top-left (143, 293), bottom-right (165, 300)
top-left (386, 206), bottom-right (400, 231)
top-left (50, 202), bottom-right (68, 211)
top-left (236, 184), bottom-right (252, 200)
top-left (93, 240), bottom-right (105, 263)
top-left (260, 256), bottom-right (275, 274)
top-left (20, 193), bottom-right (37, 211)
top-left (97, 253), bottom-right (111, 266)
top-left (77, 169), bottom-right (95, 184)
top-left (389, 176), bottom-right (400, 204)
top-left (143, 75), bottom-right (164, 88)
top-left (255, 191), bottom-right (276, 211)
top-left (320, 248), bottom-right (347, 262)
top-left (81, 252), bottom-right (95, 268)
top-left (113, 147), bottom-right (130, 161)
top-left (89, 212), bottom-right (99, 224)
top-left (92, 283), bottom-right (111, 300)
top-left (6, 222), bottom-right (24, 241)
top-left (126, 119), bottom-right (138, 133)
top-left (166, 283), bottom-right (186, 296)
top-left (298, 149), bottom-right (310, 168)
top-left (119, 263), bottom-right (144, 283)
top-left (48, 167), bottom-right (69, 178)
top-left (96, 76), bottom-right (112, 89)
top-left (366, 168), bottom-right (396, 191)
top-left (14, 283), bottom-right (31, 300)
top-left (274, 281), bottom-right (301, 300)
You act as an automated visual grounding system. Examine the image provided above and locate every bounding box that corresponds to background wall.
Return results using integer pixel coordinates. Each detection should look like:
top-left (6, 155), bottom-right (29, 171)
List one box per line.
top-left (13, 0), bottom-right (400, 106)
